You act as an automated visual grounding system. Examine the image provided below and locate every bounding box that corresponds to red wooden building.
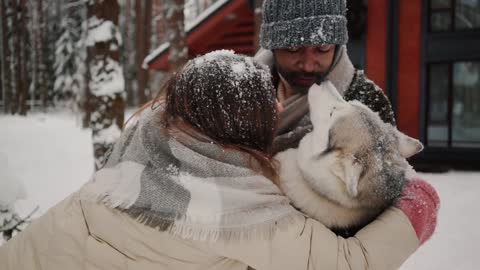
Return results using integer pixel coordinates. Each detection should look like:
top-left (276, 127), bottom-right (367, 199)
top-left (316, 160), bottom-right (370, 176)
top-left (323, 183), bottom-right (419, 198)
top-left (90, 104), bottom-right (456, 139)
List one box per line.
top-left (145, 0), bottom-right (480, 170)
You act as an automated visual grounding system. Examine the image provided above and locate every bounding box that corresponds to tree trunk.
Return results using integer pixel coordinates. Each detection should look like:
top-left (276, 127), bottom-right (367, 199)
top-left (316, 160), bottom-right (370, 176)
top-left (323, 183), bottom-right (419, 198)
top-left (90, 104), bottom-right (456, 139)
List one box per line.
top-left (143, 0), bottom-right (153, 101)
top-left (18, 0), bottom-right (28, 115)
top-left (43, 0), bottom-right (56, 113)
top-left (165, 0), bottom-right (188, 71)
top-left (135, 0), bottom-right (152, 105)
top-left (87, 0), bottom-right (126, 170)
top-left (11, 0), bottom-right (20, 114)
top-left (253, 0), bottom-right (263, 51)
top-left (37, 0), bottom-right (47, 111)
top-left (0, 0), bottom-right (12, 113)
top-left (83, 11), bottom-right (91, 129)
top-left (121, 0), bottom-right (135, 106)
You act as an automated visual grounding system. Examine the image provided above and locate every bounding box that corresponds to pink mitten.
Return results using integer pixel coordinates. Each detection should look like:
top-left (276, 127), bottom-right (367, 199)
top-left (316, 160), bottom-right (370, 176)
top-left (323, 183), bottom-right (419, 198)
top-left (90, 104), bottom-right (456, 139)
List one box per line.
top-left (395, 178), bottom-right (440, 245)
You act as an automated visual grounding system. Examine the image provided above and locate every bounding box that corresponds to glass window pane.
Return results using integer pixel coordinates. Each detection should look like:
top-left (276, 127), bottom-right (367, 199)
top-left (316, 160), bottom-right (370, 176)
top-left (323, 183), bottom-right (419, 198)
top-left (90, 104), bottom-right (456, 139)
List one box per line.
top-left (428, 64), bottom-right (450, 146)
top-left (431, 11), bottom-right (452, 31)
top-left (452, 61), bottom-right (480, 147)
top-left (455, 0), bottom-right (480, 30)
top-left (432, 0), bottom-right (452, 9)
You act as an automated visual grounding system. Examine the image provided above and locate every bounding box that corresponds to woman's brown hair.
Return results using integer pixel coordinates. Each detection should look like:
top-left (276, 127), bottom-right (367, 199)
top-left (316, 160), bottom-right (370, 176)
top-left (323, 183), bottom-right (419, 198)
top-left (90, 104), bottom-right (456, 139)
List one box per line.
top-left (135, 51), bottom-right (279, 181)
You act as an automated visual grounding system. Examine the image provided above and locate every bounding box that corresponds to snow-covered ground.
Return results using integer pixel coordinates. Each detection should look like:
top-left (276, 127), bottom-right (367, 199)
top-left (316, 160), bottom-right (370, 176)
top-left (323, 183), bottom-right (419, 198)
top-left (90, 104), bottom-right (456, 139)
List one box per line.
top-left (0, 111), bottom-right (479, 269)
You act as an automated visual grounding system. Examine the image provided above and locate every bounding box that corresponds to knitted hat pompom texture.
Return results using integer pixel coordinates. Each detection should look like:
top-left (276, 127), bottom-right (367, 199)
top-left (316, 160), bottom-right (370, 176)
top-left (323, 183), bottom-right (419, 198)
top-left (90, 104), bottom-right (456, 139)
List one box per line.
top-left (260, 0), bottom-right (349, 50)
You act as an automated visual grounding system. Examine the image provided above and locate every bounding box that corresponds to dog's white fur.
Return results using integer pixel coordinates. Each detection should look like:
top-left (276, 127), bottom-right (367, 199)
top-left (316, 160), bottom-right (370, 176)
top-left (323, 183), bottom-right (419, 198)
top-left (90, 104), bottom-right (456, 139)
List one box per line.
top-left (275, 81), bottom-right (423, 229)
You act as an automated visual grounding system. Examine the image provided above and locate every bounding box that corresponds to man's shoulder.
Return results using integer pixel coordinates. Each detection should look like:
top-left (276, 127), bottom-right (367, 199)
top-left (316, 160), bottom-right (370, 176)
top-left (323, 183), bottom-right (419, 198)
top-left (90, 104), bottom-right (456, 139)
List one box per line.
top-left (349, 69), bottom-right (379, 92)
top-left (344, 69), bottom-right (384, 100)
top-left (344, 69), bottom-right (397, 125)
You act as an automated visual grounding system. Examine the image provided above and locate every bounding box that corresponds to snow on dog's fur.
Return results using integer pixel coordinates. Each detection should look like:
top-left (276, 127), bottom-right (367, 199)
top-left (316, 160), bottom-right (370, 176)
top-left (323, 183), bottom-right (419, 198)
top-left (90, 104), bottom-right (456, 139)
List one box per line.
top-left (275, 81), bottom-right (423, 235)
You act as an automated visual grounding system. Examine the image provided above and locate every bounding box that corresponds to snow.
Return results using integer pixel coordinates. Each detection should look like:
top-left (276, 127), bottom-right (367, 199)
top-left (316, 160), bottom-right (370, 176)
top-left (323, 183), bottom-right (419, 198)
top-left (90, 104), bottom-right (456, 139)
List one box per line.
top-left (86, 16), bottom-right (123, 47)
top-left (184, 0), bottom-right (230, 33)
top-left (0, 154), bottom-right (27, 237)
top-left (142, 42), bottom-right (170, 69)
top-left (1, 111), bottom-right (480, 270)
top-left (92, 122), bottom-right (121, 144)
top-left (89, 57), bottom-right (125, 96)
top-left (0, 112), bottom-right (94, 221)
top-left (400, 171), bottom-right (480, 270)
top-left (203, 49), bottom-right (234, 60)
top-left (0, 154), bottom-right (27, 208)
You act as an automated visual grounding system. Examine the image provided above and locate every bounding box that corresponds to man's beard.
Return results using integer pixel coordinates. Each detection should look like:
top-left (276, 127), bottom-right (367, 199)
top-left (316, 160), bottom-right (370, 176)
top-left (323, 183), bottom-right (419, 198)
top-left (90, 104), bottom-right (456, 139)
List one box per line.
top-left (276, 64), bottom-right (326, 94)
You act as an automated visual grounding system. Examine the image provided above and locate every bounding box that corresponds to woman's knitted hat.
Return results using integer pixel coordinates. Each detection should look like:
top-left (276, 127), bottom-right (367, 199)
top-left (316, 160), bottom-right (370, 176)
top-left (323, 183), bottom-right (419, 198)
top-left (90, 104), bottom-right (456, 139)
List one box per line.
top-left (260, 0), bottom-right (349, 50)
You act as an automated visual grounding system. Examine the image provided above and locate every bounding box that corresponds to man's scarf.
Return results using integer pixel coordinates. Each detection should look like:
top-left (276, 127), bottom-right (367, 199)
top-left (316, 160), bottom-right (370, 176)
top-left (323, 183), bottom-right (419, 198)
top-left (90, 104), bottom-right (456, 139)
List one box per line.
top-left (80, 107), bottom-right (300, 241)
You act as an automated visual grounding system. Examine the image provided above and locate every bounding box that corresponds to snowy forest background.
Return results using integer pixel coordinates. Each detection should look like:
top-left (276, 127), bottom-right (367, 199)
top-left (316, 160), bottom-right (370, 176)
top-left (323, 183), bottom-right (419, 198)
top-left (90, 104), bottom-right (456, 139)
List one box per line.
top-left (0, 0), bottom-right (221, 241)
top-left (0, 0), bottom-right (215, 168)
top-left (2, 1), bottom-right (480, 269)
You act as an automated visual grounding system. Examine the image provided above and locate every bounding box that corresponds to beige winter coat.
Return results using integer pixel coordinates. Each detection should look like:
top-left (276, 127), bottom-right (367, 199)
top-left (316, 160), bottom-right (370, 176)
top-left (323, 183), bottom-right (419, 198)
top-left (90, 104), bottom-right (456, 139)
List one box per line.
top-left (0, 186), bottom-right (418, 270)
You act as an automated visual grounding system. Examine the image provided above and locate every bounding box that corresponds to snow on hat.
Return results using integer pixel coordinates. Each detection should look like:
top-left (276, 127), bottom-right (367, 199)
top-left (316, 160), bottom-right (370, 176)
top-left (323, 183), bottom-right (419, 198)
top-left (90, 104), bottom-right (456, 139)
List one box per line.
top-left (260, 0), bottom-right (349, 50)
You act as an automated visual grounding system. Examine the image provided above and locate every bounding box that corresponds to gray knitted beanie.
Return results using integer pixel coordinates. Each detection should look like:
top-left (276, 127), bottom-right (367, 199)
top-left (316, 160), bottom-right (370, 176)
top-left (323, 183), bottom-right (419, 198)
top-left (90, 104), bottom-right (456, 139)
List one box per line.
top-left (260, 0), bottom-right (348, 49)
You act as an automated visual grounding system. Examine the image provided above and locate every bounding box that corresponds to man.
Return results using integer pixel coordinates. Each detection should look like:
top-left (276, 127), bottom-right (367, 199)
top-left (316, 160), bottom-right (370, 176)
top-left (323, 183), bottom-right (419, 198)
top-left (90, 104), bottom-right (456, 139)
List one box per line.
top-left (255, 0), bottom-right (440, 268)
top-left (255, 0), bottom-right (395, 153)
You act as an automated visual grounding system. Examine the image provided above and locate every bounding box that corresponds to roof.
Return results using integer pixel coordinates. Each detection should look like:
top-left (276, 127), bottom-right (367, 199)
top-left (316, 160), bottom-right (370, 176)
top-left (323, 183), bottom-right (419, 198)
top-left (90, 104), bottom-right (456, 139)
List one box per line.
top-left (143, 0), bottom-right (255, 71)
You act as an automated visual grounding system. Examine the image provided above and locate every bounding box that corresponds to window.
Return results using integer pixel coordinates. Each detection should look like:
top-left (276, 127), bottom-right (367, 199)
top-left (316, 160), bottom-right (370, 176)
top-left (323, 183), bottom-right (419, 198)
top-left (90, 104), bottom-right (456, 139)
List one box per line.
top-left (429, 0), bottom-right (480, 31)
top-left (427, 64), bottom-right (450, 146)
top-left (427, 61), bottom-right (480, 147)
top-left (452, 62), bottom-right (480, 146)
top-left (456, 0), bottom-right (480, 29)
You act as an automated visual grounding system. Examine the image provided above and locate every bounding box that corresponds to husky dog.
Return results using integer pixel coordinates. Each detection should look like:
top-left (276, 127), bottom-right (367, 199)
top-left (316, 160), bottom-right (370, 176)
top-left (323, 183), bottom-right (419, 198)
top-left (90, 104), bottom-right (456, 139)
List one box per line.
top-left (275, 81), bottom-right (423, 235)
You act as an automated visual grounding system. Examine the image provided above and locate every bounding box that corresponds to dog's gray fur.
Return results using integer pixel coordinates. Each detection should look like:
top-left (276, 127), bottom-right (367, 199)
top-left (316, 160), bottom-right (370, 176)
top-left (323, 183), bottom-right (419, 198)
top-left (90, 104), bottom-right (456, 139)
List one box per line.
top-left (275, 81), bottom-right (423, 232)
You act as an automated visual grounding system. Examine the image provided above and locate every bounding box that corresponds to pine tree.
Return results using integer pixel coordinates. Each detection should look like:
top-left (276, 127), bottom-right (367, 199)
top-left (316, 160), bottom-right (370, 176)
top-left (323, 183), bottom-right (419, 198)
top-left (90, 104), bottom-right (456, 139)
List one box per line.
top-left (86, 0), bottom-right (125, 170)
top-left (42, 0), bottom-right (63, 110)
top-left (54, 0), bottom-right (87, 109)
top-left (28, 0), bottom-right (50, 111)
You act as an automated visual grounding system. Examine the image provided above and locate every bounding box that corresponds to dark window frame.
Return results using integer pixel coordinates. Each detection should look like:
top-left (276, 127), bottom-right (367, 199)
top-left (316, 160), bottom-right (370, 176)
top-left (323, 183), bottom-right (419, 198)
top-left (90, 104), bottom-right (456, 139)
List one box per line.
top-left (428, 0), bottom-right (480, 33)
top-left (425, 60), bottom-right (480, 148)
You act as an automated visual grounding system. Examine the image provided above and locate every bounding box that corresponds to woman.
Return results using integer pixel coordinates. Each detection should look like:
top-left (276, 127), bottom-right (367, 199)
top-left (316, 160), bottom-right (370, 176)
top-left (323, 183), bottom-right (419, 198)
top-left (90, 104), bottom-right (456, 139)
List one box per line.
top-left (0, 51), bottom-right (439, 270)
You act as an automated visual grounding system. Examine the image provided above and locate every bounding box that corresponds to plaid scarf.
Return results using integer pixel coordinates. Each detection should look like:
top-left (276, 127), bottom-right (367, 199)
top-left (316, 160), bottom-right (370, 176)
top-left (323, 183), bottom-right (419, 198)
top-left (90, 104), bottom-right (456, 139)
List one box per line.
top-left (80, 107), bottom-right (300, 241)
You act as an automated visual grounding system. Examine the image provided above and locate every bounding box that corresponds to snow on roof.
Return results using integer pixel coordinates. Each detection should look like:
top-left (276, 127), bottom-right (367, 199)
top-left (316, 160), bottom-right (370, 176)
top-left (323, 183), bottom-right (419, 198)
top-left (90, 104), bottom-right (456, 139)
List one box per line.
top-left (184, 0), bottom-right (230, 33)
top-left (142, 0), bottom-right (231, 69)
top-left (142, 42), bottom-right (170, 69)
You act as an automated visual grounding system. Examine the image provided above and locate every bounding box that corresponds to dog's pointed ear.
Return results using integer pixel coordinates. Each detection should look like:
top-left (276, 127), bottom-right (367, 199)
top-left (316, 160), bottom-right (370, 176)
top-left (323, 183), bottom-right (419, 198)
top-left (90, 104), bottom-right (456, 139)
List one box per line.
top-left (397, 131), bottom-right (424, 158)
top-left (331, 155), bottom-right (363, 198)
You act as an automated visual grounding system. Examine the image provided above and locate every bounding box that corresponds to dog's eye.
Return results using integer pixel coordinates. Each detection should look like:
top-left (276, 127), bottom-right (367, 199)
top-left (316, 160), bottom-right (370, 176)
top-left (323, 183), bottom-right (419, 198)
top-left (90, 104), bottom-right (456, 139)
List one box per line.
top-left (352, 155), bottom-right (361, 164)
